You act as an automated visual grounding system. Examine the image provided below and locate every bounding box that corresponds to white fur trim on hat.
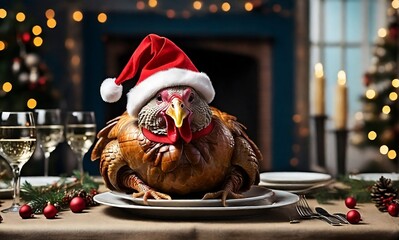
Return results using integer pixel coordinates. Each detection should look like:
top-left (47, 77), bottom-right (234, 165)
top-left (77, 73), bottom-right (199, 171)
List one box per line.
top-left (100, 78), bottom-right (123, 103)
top-left (126, 68), bottom-right (214, 116)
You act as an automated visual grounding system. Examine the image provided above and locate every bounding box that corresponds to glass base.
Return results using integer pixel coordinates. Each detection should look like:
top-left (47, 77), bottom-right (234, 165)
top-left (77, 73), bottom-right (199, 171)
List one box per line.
top-left (1, 203), bottom-right (20, 213)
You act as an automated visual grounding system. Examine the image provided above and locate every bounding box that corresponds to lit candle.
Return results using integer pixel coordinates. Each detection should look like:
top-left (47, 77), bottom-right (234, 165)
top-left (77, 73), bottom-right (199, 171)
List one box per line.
top-left (335, 70), bottom-right (348, 129)
top-left (314, 63), bottom-right (325, 115)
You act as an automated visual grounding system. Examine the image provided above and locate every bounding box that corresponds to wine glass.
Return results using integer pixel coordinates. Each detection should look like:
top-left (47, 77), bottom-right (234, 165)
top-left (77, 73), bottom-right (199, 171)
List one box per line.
top-left (0, 111), bottom-right (36, 213)
top-left (65, 111), bottom-right (96, 177)
top-left (34, 109), bottom-right (64, 176)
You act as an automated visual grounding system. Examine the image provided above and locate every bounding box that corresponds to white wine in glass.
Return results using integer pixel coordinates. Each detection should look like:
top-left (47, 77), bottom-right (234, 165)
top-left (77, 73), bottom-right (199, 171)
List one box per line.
top-left (65, 111), bottom-right (96, 177)
top-left (0, 112), bottom-right (36, 213)
top-left (34, 109), bottom-right (64, 176)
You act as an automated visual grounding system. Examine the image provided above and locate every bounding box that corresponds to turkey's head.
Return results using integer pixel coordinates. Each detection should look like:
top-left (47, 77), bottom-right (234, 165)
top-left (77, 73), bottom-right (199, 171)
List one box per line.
top-left (138, 86), bottom-right (213, 144)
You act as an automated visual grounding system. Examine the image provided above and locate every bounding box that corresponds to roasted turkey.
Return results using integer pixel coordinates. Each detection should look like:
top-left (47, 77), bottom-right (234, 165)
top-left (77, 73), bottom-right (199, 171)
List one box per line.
top-left (91, 86), bottom-right (262, 206)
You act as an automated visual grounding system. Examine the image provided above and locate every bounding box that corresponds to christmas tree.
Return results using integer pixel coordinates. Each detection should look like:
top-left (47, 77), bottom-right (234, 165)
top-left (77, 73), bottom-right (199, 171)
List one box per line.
top-left (351, 1), bottom-right (399, 168)
top-left (0, 4), bottom-right (61, 111)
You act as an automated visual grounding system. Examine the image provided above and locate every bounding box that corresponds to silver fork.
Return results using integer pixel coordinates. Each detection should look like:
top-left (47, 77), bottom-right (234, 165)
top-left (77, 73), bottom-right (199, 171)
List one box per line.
top-left (295, 195), bottom-right (341, 226)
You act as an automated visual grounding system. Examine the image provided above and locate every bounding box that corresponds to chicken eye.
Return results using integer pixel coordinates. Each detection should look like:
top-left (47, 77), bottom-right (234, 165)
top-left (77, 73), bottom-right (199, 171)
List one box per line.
top-left (156, 94), bottom-right (163, 102)
top-left (188, 93), bottom-right (194, 103)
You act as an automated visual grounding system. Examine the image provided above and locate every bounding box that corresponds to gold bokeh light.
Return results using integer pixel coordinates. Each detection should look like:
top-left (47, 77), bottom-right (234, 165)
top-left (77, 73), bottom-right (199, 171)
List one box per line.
top-left (73, 11), bottom-right (83, 22)
top-left (380, 145), bottom-right (389, 155)
top-left (389, 92), bottom-right (398, 101)
top-left (221, 2), bottom-right (231, 12)
top-left (0, 9), bottom-right (7, 19)
top-left (368, 131), bottom-right (377, 140)
top-left (382, 105), bottom-right (391, 114)
top-left (2, 82), bottom-right (12, 92)
top-left (97, 13), bottom-right (107, 23)
top-left (27, 98), bottom-right (37, 109)
top-left (45, 9), bottom-right (55, 19)
top-left (47, 18), bottom-right (57, 28)
top-left (16, 12), bottom-right (26, 22)
top-left (365, 89), bottom-right (376, 99)
top-left (388, 150), bottom-right (397, 160)
top-left (32, 25), bottom-right (42, 36)
top-left (33, 37), bottom-right (43, 47)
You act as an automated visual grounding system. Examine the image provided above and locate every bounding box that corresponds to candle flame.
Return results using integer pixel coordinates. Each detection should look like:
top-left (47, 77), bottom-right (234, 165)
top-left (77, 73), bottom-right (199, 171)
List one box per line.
top-left (338, 70), bottom-right (346, 85)
top-left (315, 63), bottom-right (324, 78)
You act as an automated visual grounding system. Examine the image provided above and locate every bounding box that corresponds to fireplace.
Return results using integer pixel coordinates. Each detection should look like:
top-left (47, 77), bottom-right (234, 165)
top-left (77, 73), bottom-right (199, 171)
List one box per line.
top-left (104, 36), bottom-right (272, 171)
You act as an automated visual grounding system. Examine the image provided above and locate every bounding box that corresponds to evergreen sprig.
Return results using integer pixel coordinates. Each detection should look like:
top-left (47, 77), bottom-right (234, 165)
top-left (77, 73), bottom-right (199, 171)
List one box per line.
top-left (20, 171), bottom-right (100, 213)
top-left (313, 176), bottom-right (399, 204)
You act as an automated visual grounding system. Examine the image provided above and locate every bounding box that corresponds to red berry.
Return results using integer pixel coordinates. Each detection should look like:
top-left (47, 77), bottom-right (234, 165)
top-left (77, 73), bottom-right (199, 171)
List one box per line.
top-left (69, 197), bottom-right (86, 213)
top-left (19, 204), bottom-right (33, 219)
top-left (346, 210), bottom-right (361, 224)
top-left (345, 196), bottom-right (357, 209)
top-left (43, 203), bottom-right (58, 219)
top-left (387, 203), bottom-right (399, 217)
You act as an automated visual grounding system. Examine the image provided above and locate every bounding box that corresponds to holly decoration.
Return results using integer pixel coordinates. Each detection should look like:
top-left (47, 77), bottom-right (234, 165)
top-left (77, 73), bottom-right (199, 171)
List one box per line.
top-left (345, 196), bottom-right (357, 209)
top-left (370, 176), bottom-right (398, 212)
top-left (43, 203), bottom-right (58, 219)
top-left (346, 210), bottom-right (361, 224)
top-left (69, 197), bottom-right (86, 213)
top-left (19, 204), bottom-right (34, 219)
top-left (20, 171), bottom-right (99, 214)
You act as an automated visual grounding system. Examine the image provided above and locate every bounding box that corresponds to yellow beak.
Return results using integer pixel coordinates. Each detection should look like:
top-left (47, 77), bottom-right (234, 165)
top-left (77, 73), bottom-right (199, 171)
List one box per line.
top-left (166, 98), bottom-right (188, 128)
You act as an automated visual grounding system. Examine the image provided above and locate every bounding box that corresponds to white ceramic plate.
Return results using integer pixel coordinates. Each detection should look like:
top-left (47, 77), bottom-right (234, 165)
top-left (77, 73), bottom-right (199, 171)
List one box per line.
top-left (111, 186), bottom-right (274, 207)
top-left (260, 172), bottom-right (332, 184)
top-left (94, 189), bottom-right (299, 219)
top-left (349, 173), bottom-right (399, 182)
top-left (21, 176), bottom-right (76, 187)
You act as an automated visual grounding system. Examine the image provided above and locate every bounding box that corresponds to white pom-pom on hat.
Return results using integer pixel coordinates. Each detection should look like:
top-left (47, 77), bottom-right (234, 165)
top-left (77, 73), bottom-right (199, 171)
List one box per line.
top-left (100, 78), bottom-right (123, 103)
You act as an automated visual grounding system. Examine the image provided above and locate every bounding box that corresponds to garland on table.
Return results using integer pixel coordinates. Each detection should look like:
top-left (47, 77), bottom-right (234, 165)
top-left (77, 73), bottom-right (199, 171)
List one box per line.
top-left (313, 175), bottom-right (399, 206)
top-left (20, 171), bottom-right (100, 214)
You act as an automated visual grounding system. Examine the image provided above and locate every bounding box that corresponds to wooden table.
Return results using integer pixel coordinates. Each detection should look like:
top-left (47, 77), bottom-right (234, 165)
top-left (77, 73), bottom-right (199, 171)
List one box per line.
top-left (0, 194), bottom-right (398, 240)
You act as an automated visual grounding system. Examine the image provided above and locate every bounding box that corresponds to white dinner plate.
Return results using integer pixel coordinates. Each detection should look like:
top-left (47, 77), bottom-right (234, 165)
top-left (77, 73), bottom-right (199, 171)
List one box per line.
top-left (94, 190), bottom-right (299, 219)
top-left (111, 186), bottom-right (274, 207)
top-left (349, 173), bottom-right (399, 182)
top-left (260, 172), bottom-right (332, 184)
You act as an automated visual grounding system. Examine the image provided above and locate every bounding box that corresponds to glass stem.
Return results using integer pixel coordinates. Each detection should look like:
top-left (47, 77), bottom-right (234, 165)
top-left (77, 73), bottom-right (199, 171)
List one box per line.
top-left (12, 166), bottom-right (21, 207)
top-left (44, 151), bottom-right (51, 177)
top-left (75, 152), bottom-right (85, 181)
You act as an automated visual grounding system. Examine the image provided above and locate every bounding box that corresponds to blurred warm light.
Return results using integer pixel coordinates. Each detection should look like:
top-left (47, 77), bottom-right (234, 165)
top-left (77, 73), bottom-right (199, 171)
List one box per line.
top-left (393, 79), bottom-right (399, 88)
top-left (389, 92), bottom-right (398, 101)
top-left (0, 9), bottom-right (7, 19)
top-left (16, 12), bottom-right (26, 22)
top-left (71, 55), bottom-right (80, 66)
top-left (47, 18), bottom-right (57, 28)
top-left (365, 89), bottom-right (376, 99)
top-left (72, 11), bottom-right (83, 22)
top-left (65, 38), bottom-right (75, 49)
top-left (382, 105), bottom-right (391, 114)
top-left (378, 28), bottom-right (387, 38)
top-left (148, 0), bottom-right (158, 8)
top-left (193, 1), bottom-right (202, 10)
top-left (97, 13), bottom-right (107, 23)
top-left (337, 70), bottom-right (346, 85)
top-left (292, 114), bottom-right (302, 123)
top-left (221, 2), bottom-right (231, 12)
top-left (380, 145), bottom-right (389, 155)
top-left (166, 9), bottom-right (176, 18)
top-left (290, 157), bottom-right (299, 167)
top-left (368, 131), bottom-right (377, 140)
top-left (244, 2), bottom-right (254, 11)
top-left (27, 98), bottom-right (37, 109)
top-left (137, 1), bottom-right (145, 10)
top-left (273, 4), bottom-right (282, 12)
top-left (45, 9), bottom-right (55, 19)
top-left (33, 37), bottom-right (43, 47)
top-left (0, 41), bottom-right (5, 51)
top-left (314, 63), bottom-right (324, 78)
top-left (209, 4), bottom-right (218, 12)
top-left (392, 0), bottom-right (399, 9)
top-left (388, 150), bottom-right (397, 159)
top-left (2, 82), bottom-right (12, 92)
top-left (181, 10), bottom-right (191, 18)
top-left (32, 25), bottom-right (42, 36)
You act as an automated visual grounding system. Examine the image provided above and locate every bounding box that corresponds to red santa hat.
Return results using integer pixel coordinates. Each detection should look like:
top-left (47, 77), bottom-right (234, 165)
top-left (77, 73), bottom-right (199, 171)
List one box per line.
top-left (100, 34), bottom-right (215, 117)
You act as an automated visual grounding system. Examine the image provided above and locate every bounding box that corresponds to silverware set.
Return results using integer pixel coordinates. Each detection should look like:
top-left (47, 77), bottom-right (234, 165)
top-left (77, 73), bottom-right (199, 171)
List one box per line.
top-left (295, 195), bottom-right (349, 226)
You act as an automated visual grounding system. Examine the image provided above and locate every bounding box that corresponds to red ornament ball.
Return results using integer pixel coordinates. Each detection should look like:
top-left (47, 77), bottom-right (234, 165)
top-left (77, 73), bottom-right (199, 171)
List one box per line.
top-left (387, 203), bottom-right (399, 217)
top-left (19, 204), bottom-right (33, 219)
top-left (43, 203), bottom-right (58, 219)
top-left (346, 210), bottom-right (361, 224)
top-left (69, 196), bottom-right (86, 213)
top-left (345, 196), bottom-right (357, 209)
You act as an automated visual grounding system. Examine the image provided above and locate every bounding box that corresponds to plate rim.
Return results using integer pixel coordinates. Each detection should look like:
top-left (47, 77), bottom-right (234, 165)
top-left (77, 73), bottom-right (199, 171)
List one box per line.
top-left (349, 173), bottom-right (399, 181)
top-left (110, 185), bottom-right (274, 207)
top-left (260, 171), bottom-right (332, 184)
